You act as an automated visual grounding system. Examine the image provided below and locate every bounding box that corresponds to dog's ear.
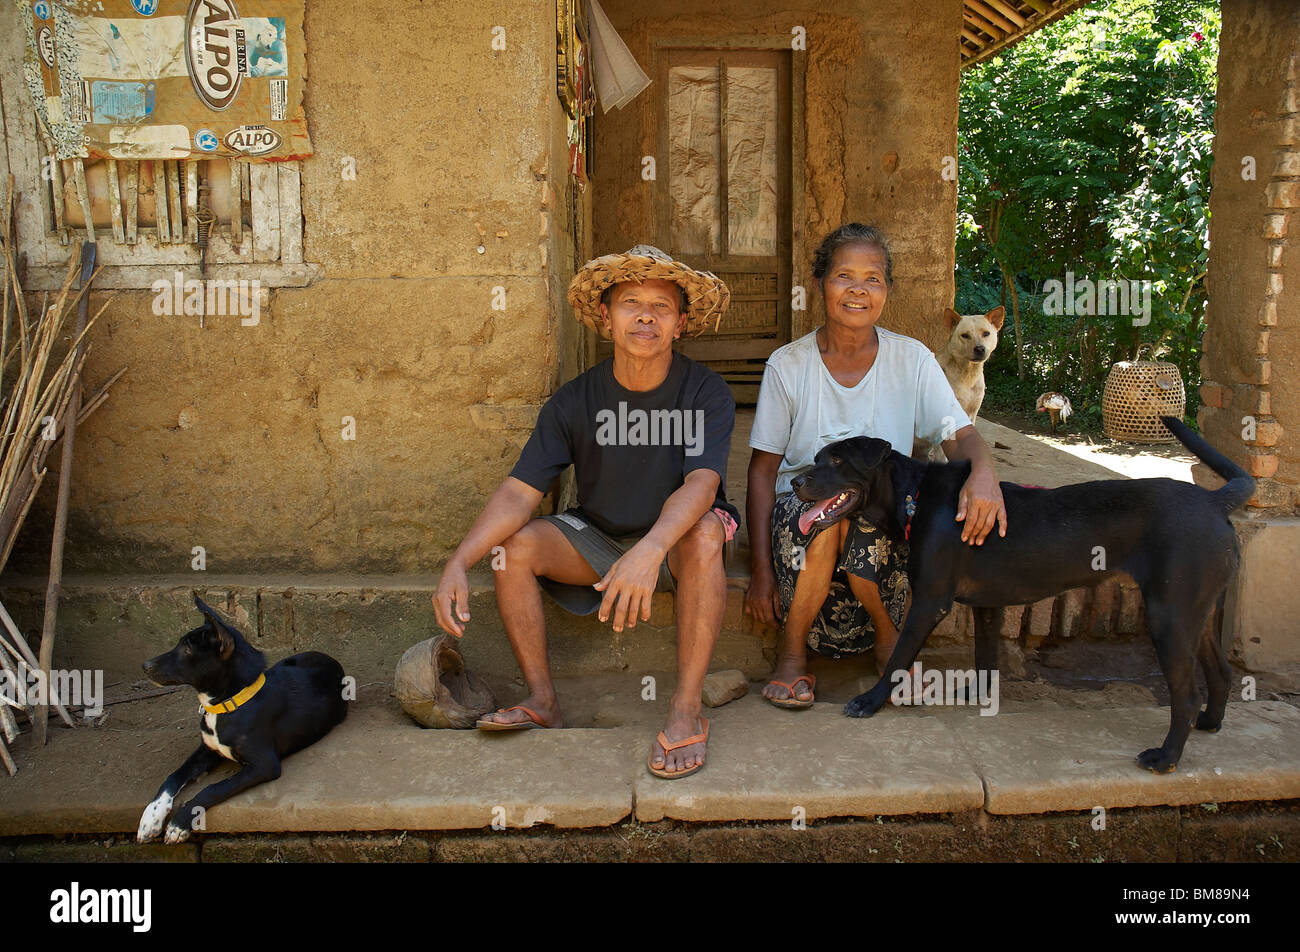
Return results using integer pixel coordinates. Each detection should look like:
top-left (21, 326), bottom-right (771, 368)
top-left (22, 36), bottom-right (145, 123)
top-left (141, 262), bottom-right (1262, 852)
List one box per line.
top-left (857, 461), bottom-right (899, 538)
top-left (845, 437), bottom-right (891, 472)
top-left (944, 307), bottom-right (962, 330)
top-left (864, 438), bottom-right (892, 468)
top-left (986, 305), bottom-right (1005, 331)
top-left (194, 595), bottom-right (236, 658)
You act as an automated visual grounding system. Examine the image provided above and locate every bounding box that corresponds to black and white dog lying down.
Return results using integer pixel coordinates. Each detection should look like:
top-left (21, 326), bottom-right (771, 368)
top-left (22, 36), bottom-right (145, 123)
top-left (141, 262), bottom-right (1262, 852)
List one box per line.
top-left (792, 416), bottom-right (1253, 773)
top-left (137, 595), bottom-right (348, 843)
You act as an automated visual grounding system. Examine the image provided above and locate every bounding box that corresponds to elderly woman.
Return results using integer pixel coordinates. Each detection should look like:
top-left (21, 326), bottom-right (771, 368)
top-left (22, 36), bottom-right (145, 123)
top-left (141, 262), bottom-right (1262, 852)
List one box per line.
top-left (745, 224), bottom-right (1007, 707)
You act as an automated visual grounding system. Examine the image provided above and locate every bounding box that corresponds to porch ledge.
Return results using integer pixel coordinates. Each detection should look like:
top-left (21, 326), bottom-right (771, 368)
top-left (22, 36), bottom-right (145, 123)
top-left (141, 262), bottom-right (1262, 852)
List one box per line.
top-left (1, 691), bottom-right (1296, 837)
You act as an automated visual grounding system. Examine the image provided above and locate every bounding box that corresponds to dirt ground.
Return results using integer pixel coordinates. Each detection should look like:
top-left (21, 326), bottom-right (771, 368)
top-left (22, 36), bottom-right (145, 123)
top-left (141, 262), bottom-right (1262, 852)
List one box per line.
top-left (981, 410), bottom-right (1198, 481)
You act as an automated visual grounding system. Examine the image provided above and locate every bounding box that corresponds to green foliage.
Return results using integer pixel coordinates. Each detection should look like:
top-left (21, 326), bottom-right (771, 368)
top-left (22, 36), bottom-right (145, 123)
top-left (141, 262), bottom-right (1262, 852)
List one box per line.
top-left (956, 0), bottom-right (1219, 430)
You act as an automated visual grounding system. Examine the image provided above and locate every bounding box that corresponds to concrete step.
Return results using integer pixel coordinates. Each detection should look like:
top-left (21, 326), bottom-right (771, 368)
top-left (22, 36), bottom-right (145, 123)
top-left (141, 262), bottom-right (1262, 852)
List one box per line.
top-left (1, 681), bottom-right (1297, 836)
top-left (0, 571), bottom-right (1149, 688)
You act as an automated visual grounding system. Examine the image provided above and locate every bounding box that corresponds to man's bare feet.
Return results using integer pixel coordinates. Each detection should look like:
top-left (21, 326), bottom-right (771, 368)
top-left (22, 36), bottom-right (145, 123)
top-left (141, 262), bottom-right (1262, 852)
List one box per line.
top-left (648, 705), bottom-right (708, 776)
top-left (476, 694), bottom-right (562, 728)
top-left (762, 654), bottom-right (814, 704)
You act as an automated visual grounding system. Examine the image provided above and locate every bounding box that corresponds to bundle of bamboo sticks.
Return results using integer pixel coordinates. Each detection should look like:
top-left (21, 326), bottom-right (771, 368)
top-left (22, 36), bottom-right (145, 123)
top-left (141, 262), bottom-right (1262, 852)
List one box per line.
top-left (0, 174), bottom-right (124, 775)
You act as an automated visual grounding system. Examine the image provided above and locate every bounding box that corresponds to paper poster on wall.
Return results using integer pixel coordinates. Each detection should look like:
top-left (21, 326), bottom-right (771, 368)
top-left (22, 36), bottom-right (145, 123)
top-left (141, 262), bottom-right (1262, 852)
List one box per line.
top-left (18, 0), bottom-right (312, 161)
top-left (667, 65), bottom-right (720, 256)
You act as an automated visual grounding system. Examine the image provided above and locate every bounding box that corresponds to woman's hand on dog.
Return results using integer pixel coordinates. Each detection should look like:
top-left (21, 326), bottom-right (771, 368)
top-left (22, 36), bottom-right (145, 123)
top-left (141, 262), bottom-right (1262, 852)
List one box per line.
top-left (956, 465), bottom-right (1007, 546)
top-left (744, 565), bottom-right (783, 629)
top-left (594, 541), bottom-right (664, 633)
top-left (433, 562), bottom-right (472, 637)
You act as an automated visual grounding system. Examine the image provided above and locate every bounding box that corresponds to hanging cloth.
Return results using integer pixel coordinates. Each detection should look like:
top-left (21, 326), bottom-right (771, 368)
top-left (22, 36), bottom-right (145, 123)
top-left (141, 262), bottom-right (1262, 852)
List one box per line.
top-left (586, 0), bottom-right (651, 113)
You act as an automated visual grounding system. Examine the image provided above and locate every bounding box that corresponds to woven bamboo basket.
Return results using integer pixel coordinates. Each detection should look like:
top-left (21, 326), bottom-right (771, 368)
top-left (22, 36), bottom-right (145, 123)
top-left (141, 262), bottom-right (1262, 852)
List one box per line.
top-left (1102, 360), bottom-right (1186, 443)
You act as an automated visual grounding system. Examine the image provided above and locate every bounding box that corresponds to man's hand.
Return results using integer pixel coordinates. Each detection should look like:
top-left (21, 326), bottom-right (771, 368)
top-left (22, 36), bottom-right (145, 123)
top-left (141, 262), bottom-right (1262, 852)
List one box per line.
top-left (433, 561), bottom-right (472, 637)
top-left (955, 466), bottom-right (1006, 546)
top-left (594, 539), bottom-right (666, 633)
top-left (430, 477), bottom-right (544, 636)
top-left (744, 564), bottom-right (783, 629)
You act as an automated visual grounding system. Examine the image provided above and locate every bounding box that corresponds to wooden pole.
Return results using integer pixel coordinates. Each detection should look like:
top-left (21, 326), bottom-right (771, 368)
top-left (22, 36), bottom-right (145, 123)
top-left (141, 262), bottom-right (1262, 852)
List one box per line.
top-left (0, 726), bottom-right (14, 776)
top-left (33, 241), bottom-right (95, 747)
top-left (0, 599), bottom-right (74, 728)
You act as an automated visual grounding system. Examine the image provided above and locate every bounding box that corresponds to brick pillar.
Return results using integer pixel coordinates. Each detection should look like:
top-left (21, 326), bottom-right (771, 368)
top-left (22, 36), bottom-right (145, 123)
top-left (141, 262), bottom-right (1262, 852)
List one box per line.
top-left (1202, 1), bottom-right (1300, 672)
top-left (1198, 0), bottom-right (1300, 511)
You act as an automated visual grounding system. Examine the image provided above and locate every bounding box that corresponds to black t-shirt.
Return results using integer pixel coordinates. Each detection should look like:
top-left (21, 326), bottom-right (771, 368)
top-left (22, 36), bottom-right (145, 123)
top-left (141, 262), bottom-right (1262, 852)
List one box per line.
top-left (510, 353), bottom-right (740, 537)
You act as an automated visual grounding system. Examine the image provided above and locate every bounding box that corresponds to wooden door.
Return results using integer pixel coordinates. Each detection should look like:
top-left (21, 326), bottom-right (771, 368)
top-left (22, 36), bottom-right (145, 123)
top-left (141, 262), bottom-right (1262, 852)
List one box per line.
top-left (599, 48), bottom-right (792, 403)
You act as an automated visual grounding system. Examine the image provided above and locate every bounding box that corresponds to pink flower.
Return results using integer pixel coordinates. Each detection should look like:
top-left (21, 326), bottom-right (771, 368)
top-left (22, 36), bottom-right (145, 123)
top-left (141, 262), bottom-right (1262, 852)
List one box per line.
top-left (1191, 31), bottom-right (1204, 43)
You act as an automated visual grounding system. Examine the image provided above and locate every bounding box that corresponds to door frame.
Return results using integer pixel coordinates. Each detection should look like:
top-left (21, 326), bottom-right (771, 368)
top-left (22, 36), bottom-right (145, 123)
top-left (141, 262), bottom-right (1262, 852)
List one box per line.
top-left (652, 35), bottom-right (807, 350)
top-left (582, 36), bottom-right (808, 374)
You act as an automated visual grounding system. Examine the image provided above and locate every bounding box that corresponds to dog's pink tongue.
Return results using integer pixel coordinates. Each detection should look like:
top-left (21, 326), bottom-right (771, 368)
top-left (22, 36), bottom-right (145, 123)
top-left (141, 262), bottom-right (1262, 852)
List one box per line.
top-left (798, 498), bottom-right (834, 536)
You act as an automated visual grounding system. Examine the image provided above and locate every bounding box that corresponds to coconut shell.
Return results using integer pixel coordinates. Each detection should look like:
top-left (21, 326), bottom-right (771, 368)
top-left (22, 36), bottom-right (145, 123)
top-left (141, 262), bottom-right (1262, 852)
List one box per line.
top-left (394, 635), bottom-right (497, 729)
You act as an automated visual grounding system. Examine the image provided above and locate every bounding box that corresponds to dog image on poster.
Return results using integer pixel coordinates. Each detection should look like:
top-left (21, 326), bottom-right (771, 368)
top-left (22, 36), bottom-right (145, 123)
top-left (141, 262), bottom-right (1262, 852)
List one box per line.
top-left (245, 17), bottom-right (287, 77)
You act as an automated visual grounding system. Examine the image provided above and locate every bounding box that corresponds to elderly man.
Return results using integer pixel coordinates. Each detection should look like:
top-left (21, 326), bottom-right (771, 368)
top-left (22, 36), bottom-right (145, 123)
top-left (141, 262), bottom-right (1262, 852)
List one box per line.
top-left (433, 245), bottom-right (738, 779)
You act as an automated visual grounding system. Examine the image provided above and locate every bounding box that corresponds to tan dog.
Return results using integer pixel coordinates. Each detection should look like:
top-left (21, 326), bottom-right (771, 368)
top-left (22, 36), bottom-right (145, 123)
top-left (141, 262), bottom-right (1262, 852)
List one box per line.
top-left (937, 305), bottom-right (1004, 421)
top-left (913, 306), bottom-right (1004, 461)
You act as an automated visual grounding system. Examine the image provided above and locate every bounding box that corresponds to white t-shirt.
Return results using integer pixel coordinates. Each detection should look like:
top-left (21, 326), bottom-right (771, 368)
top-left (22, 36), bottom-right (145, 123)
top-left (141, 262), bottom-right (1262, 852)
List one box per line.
top-left (750, 327), bottom-right (972, 495)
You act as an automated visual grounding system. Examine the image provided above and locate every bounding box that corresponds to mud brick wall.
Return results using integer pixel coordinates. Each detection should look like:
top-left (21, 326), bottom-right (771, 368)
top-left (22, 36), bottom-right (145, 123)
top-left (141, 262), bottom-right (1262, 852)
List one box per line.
top-left (4, 1), bottom-right (586, 574)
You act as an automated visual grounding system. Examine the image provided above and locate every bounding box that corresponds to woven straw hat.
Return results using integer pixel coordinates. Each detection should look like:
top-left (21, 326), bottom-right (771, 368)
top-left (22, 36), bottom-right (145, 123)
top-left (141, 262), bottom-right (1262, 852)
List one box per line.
top-left (567, 244), bottom-right (730, 339)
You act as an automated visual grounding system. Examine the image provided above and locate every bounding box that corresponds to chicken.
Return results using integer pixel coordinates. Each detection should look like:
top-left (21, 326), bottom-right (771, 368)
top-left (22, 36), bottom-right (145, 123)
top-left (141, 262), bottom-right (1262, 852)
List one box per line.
top-left (1036, 392), bottom-right (1073, 432)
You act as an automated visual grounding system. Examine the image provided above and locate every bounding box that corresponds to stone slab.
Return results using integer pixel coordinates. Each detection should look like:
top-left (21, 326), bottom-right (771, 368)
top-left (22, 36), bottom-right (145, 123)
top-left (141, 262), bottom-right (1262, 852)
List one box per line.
top-left (0, 700), bottom-right (637, 835)
top-left (4, 687), bottom-right (1297, 838)
top-left (633, 695), bottom-right (985, 822)
top-left (947, 700), bottom-right (1300, 814)
top-left (200, 726), bottom-right (637, 832)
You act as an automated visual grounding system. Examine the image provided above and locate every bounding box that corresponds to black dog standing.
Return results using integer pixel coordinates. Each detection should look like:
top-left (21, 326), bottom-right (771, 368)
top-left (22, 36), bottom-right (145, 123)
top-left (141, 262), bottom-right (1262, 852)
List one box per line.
top-left (792, 416), bottom-right (1253, 773)
top-left (137, 595), bottom-right (348, 843)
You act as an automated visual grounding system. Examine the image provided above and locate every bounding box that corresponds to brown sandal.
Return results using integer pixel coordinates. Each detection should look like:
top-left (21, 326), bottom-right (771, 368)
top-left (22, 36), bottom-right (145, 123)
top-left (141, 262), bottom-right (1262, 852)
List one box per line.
top-left (765, 673), bottom-right (816, 709)
top-left (647, 718), bottom-right (709, 779)
top-left (476, 705), bottom-right (554, 731)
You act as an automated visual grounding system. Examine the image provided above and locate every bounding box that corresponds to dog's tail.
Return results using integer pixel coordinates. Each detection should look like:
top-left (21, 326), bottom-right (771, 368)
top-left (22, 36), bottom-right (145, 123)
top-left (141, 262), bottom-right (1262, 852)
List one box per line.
top-left (1161, 416), bottom-right (1255, 513)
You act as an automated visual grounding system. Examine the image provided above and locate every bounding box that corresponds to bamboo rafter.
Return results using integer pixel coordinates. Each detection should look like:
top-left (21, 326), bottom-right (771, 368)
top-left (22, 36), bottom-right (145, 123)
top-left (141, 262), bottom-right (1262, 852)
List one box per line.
top-left (960, 0), bottom-right (1099, 67)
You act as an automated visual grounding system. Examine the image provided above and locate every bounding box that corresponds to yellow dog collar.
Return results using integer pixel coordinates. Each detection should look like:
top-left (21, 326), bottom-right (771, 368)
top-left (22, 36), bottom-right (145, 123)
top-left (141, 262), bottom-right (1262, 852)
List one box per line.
top-left (202, 673), bottom-right (266, 714)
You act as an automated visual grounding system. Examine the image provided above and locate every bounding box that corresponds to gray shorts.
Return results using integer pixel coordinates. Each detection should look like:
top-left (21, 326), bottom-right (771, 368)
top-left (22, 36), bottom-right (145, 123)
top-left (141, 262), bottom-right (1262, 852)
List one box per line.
top-left (537, 509), bottom-right (677, 616)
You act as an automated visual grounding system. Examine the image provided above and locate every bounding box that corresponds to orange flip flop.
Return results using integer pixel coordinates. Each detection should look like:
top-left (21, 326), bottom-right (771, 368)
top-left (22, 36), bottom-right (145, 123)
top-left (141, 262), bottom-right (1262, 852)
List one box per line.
top-left (476, 705), bottom-right (553, 731)
top-left (765, 673), bottom-right (816, 709)
top-left (647, 718), bottom-right (709, 779)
